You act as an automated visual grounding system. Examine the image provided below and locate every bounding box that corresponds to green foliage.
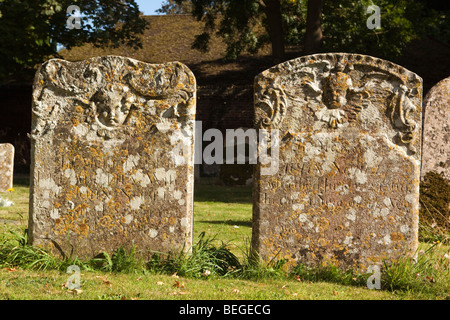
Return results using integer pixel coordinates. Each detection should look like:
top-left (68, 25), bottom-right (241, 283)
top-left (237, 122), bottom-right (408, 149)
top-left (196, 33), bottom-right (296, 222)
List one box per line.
top-left (187, 0), bottom-right (448, 62)
top-left (147, 232), bottom-right (242, 278)
top-left (189, 0), bottom-right (306, 61)
top-left (157, 0), bottom-right (193, 14)
top-left (319, 0), bottom-right (431, 59)
top-left (381, 242), bottom-right (450, 294)
top-left (0, 0), bottom-right (147, 83)
top-left (0, 229), bottom-right (60, 270)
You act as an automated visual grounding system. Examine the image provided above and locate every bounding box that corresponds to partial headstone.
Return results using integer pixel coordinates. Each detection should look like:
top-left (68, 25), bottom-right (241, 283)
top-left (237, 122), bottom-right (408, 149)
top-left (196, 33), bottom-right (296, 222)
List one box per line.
top-left (0, 143), bottom-right (14, 192)
top-left (29, 56), bottom-right (196, 259)
top-left (421, 76), bottom-right (450, 180)
top-left (252, 53), bottom-right (422, 271)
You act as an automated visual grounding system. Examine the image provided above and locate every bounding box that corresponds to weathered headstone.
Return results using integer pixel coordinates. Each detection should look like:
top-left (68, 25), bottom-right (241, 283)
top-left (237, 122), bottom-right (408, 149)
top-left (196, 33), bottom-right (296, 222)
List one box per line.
top-left (252, 53), bottom-right (422, 271)
top-left (421, 76), bottom-right (450, 180)
top-left (28, 56), bottom-right (196, 259)
top-left (0, 143), bottom-right (14, 192)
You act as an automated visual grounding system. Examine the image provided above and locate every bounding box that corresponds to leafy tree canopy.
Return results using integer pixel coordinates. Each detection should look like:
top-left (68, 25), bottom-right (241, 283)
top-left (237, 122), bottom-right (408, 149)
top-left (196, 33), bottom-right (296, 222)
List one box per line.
top-left (165, 0), bottom-right (449, 63)
top-left (0, 0), bottom-right (147, 83)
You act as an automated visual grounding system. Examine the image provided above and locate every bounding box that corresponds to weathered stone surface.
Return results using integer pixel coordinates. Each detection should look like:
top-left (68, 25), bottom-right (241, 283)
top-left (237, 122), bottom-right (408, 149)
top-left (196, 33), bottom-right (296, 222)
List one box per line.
top-left (252, 53), bottom-right (422, 271)
top-left (421, 76), bottom-right (450, 180)
top-left (28, 56), bottom-right (196, 259)
top-left (0, 143), bottom-right (14, 192)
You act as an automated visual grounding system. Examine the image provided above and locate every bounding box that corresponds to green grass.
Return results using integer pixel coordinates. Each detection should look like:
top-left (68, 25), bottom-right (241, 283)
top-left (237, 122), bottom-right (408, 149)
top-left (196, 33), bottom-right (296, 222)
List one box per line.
top-left (194, 182), bottom-right (252, 258)
top-left (0, 175), bottom-right (449, 300)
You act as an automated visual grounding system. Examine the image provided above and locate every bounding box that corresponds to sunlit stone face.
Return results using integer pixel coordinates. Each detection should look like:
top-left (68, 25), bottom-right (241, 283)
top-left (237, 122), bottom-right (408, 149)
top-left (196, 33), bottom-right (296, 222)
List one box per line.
top-left (95, 83), bottom-right (134, 127)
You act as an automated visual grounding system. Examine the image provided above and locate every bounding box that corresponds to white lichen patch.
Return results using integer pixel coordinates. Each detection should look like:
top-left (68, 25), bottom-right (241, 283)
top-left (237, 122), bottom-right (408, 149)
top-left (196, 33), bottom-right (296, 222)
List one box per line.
top-left (380, 207), bottom-right (390, 217)
top-left (157, 187), bottom-right (165, 199)
top-left (131, 169), bottom-right (151, 187)
top-left (149, 228), bottom-right (158, 238)
top-left (79, 186), bottom-right (88, 194)
top-left (343, 235), bottom-right (353, 246)
top-left (50, 209), bottom-right (60, 219)
top-left (180, 217), bottom-right (188, 228)
top-left (400, 225), bottom-right (410, 233)
top-left (123, 154), bottom-right (140, 173)
top-left (379, 234), bottom-right (392, 245)
top-left (173, 190), bottom-right (182, 200)
top-left (124, 214), bottom-right (133, 224)
top-left (95, 169), bottom-right (113, 187)
top-left (38, 178), bottom-right (62, 195)
top-left (298, 213), bottom-right (308, 223)
top-left (405, 193), bottom-right (417, 205)
top-left (72, 123), bottom-right (89, 137)
top-left (129, 196), bottom-right (145, 210)
top-left (336, 184), bottom-right (349, 195)
top-left (348, 167), bottom-right (367, 184)
top-left (383, 197), bottom-right (392, 207)
top-left (154, 168), bottom-right (176, 183)
top-left (64, 168), bottom-right (77, 186)
top-left (346, 208), bottom-right (357, 221)
top-left (364, 148), bottom-right (382, 168)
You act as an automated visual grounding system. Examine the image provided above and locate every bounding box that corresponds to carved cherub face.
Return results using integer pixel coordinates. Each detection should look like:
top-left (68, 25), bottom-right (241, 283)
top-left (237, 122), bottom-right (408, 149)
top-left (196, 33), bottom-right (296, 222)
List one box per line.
top-left (94, 83), bottom-right (135, 127)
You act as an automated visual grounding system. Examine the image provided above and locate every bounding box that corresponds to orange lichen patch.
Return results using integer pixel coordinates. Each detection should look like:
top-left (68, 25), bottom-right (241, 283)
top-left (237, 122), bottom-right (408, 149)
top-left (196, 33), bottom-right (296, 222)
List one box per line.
top-left (390, 232), bottom-right (404, 241)
top-left (79, 222), bottom-right (89, 236)
top-left (318, 238), bottom-right (328, 246)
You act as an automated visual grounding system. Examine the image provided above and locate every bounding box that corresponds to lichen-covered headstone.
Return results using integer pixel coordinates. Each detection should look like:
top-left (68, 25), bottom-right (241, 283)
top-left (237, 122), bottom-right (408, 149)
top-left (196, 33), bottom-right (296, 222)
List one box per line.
top-left (0, 143), bottom-right (14, 192)
top-left (421, 76), bottom-right (450, 180)
top-left (29, 56), bottom-right (196, 259)
top-left (252, 53), bottom-right (422, 271)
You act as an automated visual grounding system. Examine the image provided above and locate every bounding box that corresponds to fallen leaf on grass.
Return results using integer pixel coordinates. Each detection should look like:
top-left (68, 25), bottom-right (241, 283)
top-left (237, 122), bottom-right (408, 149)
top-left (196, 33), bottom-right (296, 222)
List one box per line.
top-left (173, 280), bottom-right (185, 289)
top-left (201, 269), bottom-right (211, 277)
top-left (95, 275), bottom-right (112, 287)
top-left (67, 289), bottom-right (83, 295)
top-left (2, 267), bottom-right (19, 272)
top-left (231, 289), bottom-right (240, 294)
top-left (156, 281), bottom-right (164, 286)
top-left (333, 290), bottom-right (339, 296)
top-left (169, 291), bottom-right (188, 296)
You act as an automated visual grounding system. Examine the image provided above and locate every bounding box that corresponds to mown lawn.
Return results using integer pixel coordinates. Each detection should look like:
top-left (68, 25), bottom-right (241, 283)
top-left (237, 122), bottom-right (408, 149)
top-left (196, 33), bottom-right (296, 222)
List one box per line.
top-left (0, 175), bottom-right (449, 300)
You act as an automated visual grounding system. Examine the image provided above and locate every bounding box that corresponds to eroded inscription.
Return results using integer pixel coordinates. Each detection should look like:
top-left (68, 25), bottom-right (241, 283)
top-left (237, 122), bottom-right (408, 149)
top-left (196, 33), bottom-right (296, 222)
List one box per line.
top-left (29, 56), bottom-right (196, 259)
top-left (253, 53), bottom-right (422, 271)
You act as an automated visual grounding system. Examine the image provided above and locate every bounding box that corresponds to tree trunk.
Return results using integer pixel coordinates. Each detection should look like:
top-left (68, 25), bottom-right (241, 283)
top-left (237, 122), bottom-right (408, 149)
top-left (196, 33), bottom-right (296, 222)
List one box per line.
top-left (263, 0), bottom-right (285, 64)
top-left (304, 0), bottom-right (323, 54)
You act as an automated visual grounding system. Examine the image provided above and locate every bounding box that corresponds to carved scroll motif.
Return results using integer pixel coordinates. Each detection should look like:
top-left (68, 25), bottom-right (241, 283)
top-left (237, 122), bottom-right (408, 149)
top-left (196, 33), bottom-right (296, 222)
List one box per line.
top-left (255, 85), bottom-right (287, 129)
top-left (388, 84), bottom-right (419, 154)
top-left (31, 57), bottom-right (195, 140)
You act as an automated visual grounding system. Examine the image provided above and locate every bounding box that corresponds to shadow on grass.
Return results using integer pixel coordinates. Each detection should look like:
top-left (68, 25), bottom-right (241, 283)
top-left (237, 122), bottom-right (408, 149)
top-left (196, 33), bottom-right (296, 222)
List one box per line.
top-left (13, 173), bottom-right (30, 187)
top-left (194, 184), bottom-right (252, 204)
top-left (197, 220), bottom-right (252, 228)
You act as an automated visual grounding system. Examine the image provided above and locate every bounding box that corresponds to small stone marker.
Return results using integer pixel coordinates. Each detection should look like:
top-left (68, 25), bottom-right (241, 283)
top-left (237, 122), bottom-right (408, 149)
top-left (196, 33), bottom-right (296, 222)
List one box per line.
top-left (0, 143), bottom-right (14, 192)
top-left (252, 53), bottom-right (422, 271)
top-left (421, 76), bottom-right (450, 180)
top-left (28, 56), bottom-right (196, 259)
